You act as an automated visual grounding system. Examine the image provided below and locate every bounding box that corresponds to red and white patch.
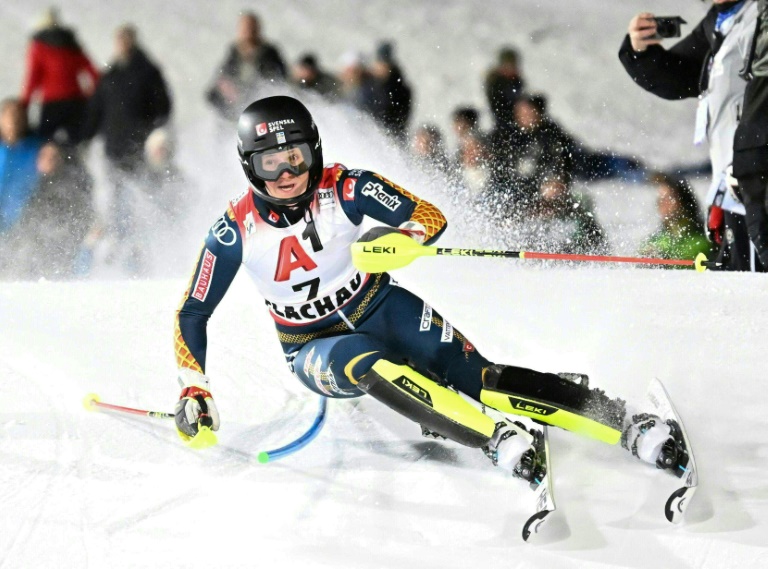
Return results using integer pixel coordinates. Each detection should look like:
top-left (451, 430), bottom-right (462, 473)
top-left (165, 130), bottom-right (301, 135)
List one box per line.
top-left (343, 178), bottom-right (357, 201)
top-left (463, 341), bottom-right (475, 353)
top-left (192, 249), bottom-right (217, 302)
top-left (268, 210), bottom-right (280, 223)
top-left (255, 122), bottom-right (268, 136)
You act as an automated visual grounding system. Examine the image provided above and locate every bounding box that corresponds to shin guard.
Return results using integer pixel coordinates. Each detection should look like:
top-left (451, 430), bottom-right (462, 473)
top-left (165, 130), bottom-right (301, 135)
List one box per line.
top-left (480, 364), bottom-right (624, 444)
top-left (358, 359), bottom-right (496, 448)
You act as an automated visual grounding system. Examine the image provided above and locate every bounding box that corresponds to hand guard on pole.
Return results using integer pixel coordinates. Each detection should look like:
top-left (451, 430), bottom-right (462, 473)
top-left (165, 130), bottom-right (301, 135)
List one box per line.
top-left (175, 369), bottom-right (220, 441)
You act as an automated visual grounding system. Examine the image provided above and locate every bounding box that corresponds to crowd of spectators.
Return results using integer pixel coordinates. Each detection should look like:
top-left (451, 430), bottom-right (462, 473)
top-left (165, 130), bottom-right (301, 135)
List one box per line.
top-left (1, 7), bottom-right (725, 281)
top-left (1, 9), bottom-right (175, 278)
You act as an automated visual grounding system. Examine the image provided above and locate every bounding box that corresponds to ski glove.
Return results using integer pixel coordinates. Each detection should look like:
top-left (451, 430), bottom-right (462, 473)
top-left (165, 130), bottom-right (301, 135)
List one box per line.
top-left (358, 221), bottom-right (427, 245)
top-left (175, 370), bottom-right (220, 439)
top-left (706, 205), bottom-right (724, 245)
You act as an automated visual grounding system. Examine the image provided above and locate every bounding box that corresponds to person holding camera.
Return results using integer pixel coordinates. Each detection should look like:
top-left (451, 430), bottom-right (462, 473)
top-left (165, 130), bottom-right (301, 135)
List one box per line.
top-left (733, 0), bottom-right (768, 269)
top-left (619, 1), bottom-right (764, 272)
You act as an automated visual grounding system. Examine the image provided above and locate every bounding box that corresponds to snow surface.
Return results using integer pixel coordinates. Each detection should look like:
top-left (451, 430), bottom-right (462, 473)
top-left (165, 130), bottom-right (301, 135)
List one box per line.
top-left (2, 1), bottom-right (768, 568)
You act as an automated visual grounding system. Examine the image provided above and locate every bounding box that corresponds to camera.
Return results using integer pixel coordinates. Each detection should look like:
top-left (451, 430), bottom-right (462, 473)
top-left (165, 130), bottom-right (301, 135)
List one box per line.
top-left (652, 16), bottom-right (687, 39)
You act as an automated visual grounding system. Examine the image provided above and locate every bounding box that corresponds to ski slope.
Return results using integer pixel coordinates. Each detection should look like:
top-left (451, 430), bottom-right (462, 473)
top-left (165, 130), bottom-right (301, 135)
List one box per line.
top-left (2, 268), bottom-right (768, 569)
top-left (2, 1), bottom-right (768, 568)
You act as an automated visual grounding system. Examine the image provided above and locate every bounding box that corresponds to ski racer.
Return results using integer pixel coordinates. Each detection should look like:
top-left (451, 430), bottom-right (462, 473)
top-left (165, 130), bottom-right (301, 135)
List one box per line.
top-left (173, 95), bottom-right (680, 481)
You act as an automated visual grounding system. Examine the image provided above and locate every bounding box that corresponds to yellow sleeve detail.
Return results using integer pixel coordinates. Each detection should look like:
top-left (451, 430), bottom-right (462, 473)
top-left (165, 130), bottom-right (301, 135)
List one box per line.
top-left (371, 173), bottom-right (447, 241)
top-left (174, 243), bottom-right (205, 372)
top-left (174, 317), bottom-right (203, 372)
top-left (411, 200), bottom-right (447, 242)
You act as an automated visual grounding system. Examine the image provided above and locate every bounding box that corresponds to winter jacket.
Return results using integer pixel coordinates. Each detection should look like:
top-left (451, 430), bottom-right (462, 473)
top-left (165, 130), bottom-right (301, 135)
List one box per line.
top-left (639, 220), bottom-right (712, 264)
top-left (371, 64), bottom-right (412, 140)
top-left (490, 118), bottom-right (576, 207)
top-left (7, 156), bottom-right (94, 278)
top-left (0, 136), bottom-right (42, 233)
top-left (485, 71), bottom-right (524, 128)
top-left (619, 1), bottom-right (758, 215)
top-left (206, 43), bottom-right (286, 119)
top-left (82, 48), bottom-right (171, 168)
top-left (733, 0), bottom-right (768, 177)
top-left (21, 27), bottom-right (99, 105)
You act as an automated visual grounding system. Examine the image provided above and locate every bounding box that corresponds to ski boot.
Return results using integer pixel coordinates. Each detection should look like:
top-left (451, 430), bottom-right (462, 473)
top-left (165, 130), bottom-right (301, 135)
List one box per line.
top-left (621, 413), bottom-right (689, 474)
top-left (557, 372), bottom-right (589, 387)
top-left (483, 421), bottom-right (546, 489)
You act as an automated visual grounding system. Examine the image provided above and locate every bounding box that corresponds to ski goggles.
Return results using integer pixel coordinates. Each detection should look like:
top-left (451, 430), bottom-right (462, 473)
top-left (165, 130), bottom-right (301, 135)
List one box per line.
top-left (249, 143), bottom-right (314, 181)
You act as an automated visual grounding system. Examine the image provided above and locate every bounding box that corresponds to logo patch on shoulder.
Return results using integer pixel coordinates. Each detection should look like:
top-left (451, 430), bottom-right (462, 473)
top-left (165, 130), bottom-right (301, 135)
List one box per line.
top-left (361, 181), bottom-right (402, 211)
top-left (192, 249), bottom-right (216, 302)
top-left (343, 178), bottom-right (357, 201)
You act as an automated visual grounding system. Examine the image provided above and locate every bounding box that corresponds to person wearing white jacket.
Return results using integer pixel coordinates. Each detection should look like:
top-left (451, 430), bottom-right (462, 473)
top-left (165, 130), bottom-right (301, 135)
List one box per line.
top-left (619, 0), bottom-right (764, 271)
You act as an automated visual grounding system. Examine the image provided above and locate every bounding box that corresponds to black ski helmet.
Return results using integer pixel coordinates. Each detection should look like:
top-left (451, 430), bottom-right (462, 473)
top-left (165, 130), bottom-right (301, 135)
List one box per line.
top-left (237, 96), bottom-right (323, 207)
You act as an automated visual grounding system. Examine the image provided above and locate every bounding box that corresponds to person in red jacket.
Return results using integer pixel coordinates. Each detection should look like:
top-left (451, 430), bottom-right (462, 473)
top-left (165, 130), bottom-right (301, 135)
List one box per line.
top-left (20, 8), bottom-right (99, 144)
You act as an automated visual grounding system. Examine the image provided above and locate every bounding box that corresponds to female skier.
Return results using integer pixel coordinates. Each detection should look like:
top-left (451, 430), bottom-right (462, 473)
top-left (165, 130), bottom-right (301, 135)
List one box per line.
top-left (173, 96), bottom-right (680, 479)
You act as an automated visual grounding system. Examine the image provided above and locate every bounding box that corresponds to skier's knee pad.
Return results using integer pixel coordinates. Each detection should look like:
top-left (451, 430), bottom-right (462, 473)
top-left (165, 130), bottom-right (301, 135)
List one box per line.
top-left (357, 359), bottom-right (496, 448)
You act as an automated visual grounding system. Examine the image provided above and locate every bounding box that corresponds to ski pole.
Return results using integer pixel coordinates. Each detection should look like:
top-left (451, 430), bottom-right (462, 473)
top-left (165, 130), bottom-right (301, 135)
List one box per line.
top-left (83, 393), bottom-right (217, 449)
top-left (83, 393), bottom-right (175, 418)
top-left (257, 396), bottom-right (328, 464)
top-left (83, 393), bottom-right (328, 460)
top-left (351, 232), bottom-right (719, 273)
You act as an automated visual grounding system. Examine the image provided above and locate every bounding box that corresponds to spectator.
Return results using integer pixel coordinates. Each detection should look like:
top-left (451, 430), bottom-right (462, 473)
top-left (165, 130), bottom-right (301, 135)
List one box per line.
top-left (338, 51), bottom-right (378, 116)
top-left (0, 98), bottom-right (41, 236)
top-left (451, 107), bottom-right (484, 167)
top-left (733, 0), bottom-right (768, 268)
top-left (452, 107), bottom-right (481, 135)
top-left (144, 127), bottom-right (185, 217)
top-left (206, 12), bottom-right (286, 121)
top-left (490, 94), bottom-right (575, 213)
top-left (411, 124), bottom-right (451, 175)
top-left (370, 42), bottom-right (412, 141)
top-left (485, 46), bottom-right (525, 130)
top-left (82, 24), bottom-right (171, 171)
top-left (290, 54), bottom-right (338, 98)
top-left (8, 142), bottom-right (94, 278)
top-left (639, 172), bottom-right (711, 263)
top-left (529, 175), bottom-right (608, 255)
top-left (20, 7), bottom-right (99, 144)
top-left (81, 24), bottom-right (172, 274)
top-left (619, 2), bottom-right (763, 272)
top-left (457, 131), bottom-right (493, 199)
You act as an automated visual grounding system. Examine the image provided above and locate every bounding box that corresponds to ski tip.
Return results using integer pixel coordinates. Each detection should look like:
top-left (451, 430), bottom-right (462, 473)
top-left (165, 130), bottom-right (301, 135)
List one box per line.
top-left (665, 486), bottom-right (697, 523)
top-left (522, 510), bottom-right (551, 542)
top-left (83, 393), bottom-right (100, 411)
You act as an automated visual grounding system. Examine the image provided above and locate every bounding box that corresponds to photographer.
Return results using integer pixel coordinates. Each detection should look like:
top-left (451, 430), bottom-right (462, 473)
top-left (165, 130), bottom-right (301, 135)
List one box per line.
top-left (619, 1), bottom-right (763, 272)
top-left (733, 0), bottom-right (768, 268)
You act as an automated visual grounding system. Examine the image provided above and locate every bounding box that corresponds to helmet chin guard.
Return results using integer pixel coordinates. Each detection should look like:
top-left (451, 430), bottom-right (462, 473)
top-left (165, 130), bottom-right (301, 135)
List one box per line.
top-left (237, 96), bottom-right (323, 207)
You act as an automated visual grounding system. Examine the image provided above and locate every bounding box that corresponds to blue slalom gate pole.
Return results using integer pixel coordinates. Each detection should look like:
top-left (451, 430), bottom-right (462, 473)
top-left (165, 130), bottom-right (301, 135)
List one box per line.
top-left (257, 396), bottom-right (328, 463)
